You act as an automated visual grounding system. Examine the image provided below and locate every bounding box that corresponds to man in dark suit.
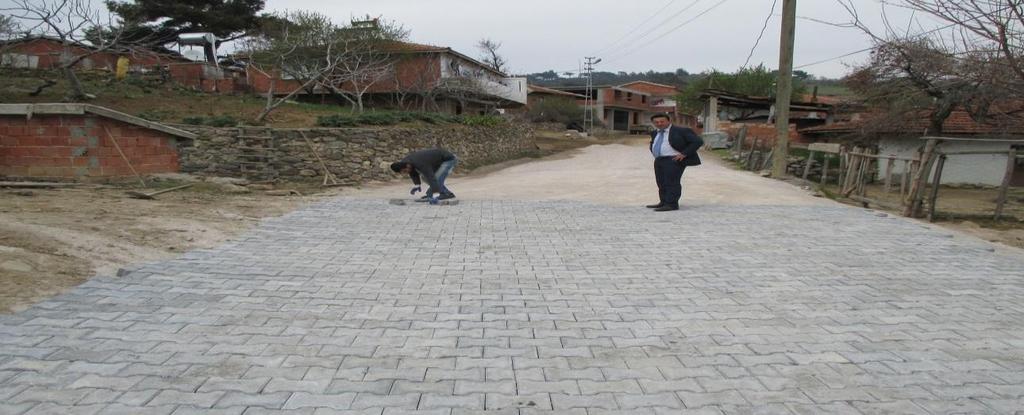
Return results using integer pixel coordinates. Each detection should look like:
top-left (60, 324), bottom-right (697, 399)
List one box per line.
top-left (647, 113), bottom-right (703, 211)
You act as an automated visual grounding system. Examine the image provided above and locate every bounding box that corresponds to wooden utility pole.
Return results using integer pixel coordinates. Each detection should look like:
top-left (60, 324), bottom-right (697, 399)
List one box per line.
top-left (772, 0), bottom-right (797, 177)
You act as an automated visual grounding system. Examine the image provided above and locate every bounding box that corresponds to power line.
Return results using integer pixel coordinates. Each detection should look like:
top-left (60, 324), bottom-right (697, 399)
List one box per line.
top-left (593, 0), bottom-right (678, 55)
top-left (790, 46), bottom-right (872, 69)
top-left (599, 0), bottom-right (704, 59)
top-left (741, 0), bottom-right (779, 69)
top-left (604, 0), bottom-right (730, 64)
top-left (793, 19), bottom-right (964, 70)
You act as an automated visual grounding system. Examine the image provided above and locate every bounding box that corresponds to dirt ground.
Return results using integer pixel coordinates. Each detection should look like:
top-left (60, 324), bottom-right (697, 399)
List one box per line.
top-left (817, 183), bottom-right (1024, 249)
top-left (2, 133), bottom-right (1020, 313)
top-left (0, 180), bottom-right (319, 313)
top-left (0, 132), bottom-right (616, 313)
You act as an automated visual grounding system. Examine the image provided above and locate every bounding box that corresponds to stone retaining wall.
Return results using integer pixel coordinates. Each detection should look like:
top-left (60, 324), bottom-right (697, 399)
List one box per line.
top-left (176, 123), bottom-right (535, 183)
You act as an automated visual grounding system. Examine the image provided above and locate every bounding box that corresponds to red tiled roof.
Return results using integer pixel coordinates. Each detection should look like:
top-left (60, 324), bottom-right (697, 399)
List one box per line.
top-left (380, 40), bottom-right (448, 53)
top-left (801, 109), bottom-right (1024, 136)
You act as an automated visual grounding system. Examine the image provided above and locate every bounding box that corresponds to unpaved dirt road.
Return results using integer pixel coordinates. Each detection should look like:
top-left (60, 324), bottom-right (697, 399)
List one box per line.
top-left (343, 137), bottom-right (834, 207)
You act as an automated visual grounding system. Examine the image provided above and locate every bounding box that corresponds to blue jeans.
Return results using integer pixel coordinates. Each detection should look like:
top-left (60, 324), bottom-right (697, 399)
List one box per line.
top-left (433, 159), bottom-right (457, 194)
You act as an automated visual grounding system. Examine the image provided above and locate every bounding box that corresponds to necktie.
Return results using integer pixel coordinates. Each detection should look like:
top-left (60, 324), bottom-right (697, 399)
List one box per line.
top-left (654, 130), bottom-right (666, 157)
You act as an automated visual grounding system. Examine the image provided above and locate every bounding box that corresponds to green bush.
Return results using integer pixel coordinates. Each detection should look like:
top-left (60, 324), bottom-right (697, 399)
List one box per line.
top-left (137, 109), bottom-right (171, 121)
top-left (526, 97), bottom-right (583, 125)
top-left (317, 111), bottom-right (468, 127)
top-left (205, 115), bottom-right (238, 127)
top-left (460, 115), bottom-right (505, 127)
top-left (180, 115), bottom-right (238, 127)
top-left (316, 114), bottom-right (357, 127)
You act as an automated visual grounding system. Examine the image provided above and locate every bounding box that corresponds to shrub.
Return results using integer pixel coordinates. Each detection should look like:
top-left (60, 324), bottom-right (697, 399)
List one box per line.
top-left (526, 97), bottom-right (584, 125)
top-left (205, 115), bottom-right (238, 127)
top-left (181, 116), bottom-right (205, 125)
top-left (460, 114), bottom-right (505, 127)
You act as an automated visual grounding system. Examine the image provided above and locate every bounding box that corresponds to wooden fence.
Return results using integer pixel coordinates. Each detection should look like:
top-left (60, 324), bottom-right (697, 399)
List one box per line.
top-left (825, 137), bottom-right (1021, 221)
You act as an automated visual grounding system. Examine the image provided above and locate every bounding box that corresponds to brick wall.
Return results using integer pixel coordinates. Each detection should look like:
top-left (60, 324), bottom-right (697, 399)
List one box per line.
top-left (0, 114), bottom-right (182, 180)
top-left (4, 38), bottom-right (185, 71)
top-left (718, 121), bottom-right (801, 149)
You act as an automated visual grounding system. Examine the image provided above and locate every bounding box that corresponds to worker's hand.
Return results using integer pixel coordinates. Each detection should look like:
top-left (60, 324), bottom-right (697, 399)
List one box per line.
top-left (410, 185), bottom-right (422, 195)
top-left (673, 154), bottom-right (687, 162)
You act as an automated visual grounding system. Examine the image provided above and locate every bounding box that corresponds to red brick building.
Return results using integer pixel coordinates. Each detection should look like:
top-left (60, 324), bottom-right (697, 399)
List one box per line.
top-left (0, 36), bottom-right (189, 72)
top-left (0, 104), bottom-right (196, 180)
top-left (244, 41), bottom-right (528, 114)
top-left (617, 81), bottom-right (696, 127)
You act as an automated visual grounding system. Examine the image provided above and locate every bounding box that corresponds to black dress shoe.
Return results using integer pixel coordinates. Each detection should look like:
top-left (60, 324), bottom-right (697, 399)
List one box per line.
top-left (653, 206), bottom-right (679, 212)
top-left (645, 203), bottom-right (664, 208)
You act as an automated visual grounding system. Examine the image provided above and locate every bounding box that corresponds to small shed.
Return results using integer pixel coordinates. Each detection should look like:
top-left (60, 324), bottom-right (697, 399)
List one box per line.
top-left (801, 110), bottom-right (1024, 187)
top-left (0, 104), bottom-right (197, 180)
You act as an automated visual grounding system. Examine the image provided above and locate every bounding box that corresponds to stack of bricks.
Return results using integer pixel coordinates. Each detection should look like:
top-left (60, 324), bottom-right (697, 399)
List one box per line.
top-left (0, 114), bottom-right (181, 180)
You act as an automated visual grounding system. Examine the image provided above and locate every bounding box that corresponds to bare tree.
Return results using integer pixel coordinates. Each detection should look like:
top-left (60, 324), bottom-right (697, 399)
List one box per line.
top-left (0, 15), bottom-right (19, 40)
top-left (319, 38), bottom-right (394, 112)
top-left (2, 0), bottom-right (127, 100)
top-left (240, 10), bottom-right (344, 123)
top-left (316, 18), bottom-right (408, 112)
top-left (476, 38), bottom-right (507, 73)
top-left (901, 0), bottom-right (1024, 90)
top-left (0, 15), bottom-right (21, 58)
top-left (836, 0), bottom-right (1018, 134)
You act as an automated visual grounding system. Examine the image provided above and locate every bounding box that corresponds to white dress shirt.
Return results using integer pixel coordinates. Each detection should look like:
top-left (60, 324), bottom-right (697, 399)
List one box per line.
top-left (652, 126), bottom-right (681, 158)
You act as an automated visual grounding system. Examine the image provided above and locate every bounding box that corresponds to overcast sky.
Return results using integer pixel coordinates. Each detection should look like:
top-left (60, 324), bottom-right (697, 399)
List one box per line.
top-left (264, 0), bottom-right (931, 79)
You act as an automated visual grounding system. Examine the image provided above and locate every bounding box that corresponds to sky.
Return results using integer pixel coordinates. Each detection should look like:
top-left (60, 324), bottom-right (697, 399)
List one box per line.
top-left (262, 0), bottom-right (933, 79)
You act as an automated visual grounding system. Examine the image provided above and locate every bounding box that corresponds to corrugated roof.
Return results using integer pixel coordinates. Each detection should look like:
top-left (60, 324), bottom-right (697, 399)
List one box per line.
top-left (527, 85), bottom-right (586, 98)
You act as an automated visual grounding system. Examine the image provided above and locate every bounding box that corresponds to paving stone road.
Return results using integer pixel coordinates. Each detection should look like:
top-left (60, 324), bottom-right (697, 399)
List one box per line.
top-left (2, 198), bottom-right (1024, 414)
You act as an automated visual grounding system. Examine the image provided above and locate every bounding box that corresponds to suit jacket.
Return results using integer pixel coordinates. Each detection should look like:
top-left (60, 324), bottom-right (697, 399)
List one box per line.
top-left (650, 125), bottom-right (703, 166)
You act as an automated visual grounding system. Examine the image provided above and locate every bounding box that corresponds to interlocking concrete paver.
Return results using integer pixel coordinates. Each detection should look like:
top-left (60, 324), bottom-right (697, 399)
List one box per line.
top-left (2, 199), bottom-right (1024, 413)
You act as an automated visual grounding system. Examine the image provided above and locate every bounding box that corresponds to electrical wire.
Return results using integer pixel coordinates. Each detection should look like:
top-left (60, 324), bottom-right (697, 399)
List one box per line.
top-left (741, 0), bottom-right (779, 69)
top-left (593, 0), bottom-right (679, 55)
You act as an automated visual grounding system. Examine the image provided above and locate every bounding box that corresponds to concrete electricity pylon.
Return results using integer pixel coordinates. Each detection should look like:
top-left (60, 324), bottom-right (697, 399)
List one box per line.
top-left (583, 57), bottom-right (601, 133)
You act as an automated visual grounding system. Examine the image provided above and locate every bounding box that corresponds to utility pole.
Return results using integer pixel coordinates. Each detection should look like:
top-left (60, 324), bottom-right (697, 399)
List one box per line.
top-left (772, 0), bottom-right (797, 177)
top-left (583, 56), bottom-right (601, 134)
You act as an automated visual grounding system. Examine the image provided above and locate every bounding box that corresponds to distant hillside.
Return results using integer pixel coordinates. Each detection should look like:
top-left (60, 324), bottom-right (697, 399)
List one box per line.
top-left (525, 69), bottom-right (696, 89)
top-left (525, 68), bottom-right (848, 97)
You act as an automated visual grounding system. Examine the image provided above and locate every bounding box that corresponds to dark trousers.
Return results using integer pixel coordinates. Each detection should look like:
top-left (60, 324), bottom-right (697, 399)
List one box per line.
top-left (654, 157), bottom-right (687, 207)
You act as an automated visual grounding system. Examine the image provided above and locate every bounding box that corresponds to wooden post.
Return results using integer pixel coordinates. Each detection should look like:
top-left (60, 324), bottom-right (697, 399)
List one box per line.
top-left (745, 138), bottom-right (760, 170)
top-left (734, 125), bottom-right (747, 157)
top-left (995, 148), bottom-right (1017, 220)
top-left (904, 138), bottom-right (939, 217)
top-left (299, 131), bottom-right (340, 186)
top-left (856, 153), bottom-right (869, 197)
top-left (762, 149), bottom-right (775, 171)
top-left (884, 157), bottom-right (896, 193)
top-left (802, 150), bottom-right (816, 180)
top-left (842, 148), bottom-right (861, 195)
top-left (838, 148), bottom-right (848, 189)
top-left (821, 154), bottom-right (830, 185)
top-left (104, 126), bottom-right (146, 188)
top-left (771, 0), bottom-right (798, 177)
top-left (901, 160), bottom-right (913, 200)
top-left (926, 154), bottom-right (947, 222)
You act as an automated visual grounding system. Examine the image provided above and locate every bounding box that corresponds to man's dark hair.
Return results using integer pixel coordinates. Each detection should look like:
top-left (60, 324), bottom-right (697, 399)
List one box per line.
top-left (390, 162), bottom-right (405, 173)
top-left (650, 113), bottom-right (671, 121)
